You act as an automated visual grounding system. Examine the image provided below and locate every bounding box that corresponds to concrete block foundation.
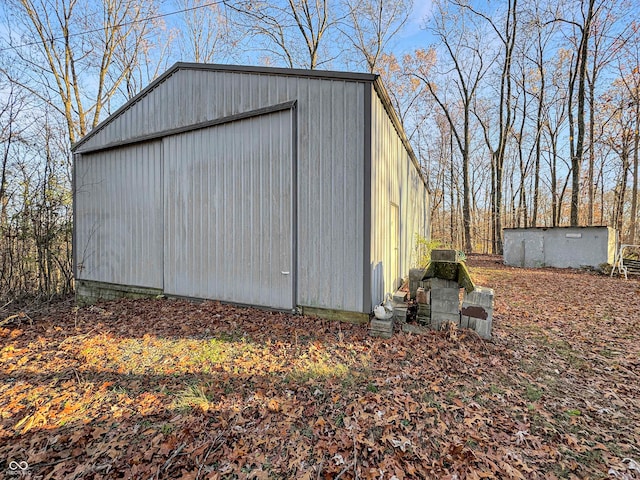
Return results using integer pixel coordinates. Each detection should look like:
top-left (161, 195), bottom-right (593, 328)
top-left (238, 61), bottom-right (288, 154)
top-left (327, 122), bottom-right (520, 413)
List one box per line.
top-left (76, 279), bottom-right (163, 305)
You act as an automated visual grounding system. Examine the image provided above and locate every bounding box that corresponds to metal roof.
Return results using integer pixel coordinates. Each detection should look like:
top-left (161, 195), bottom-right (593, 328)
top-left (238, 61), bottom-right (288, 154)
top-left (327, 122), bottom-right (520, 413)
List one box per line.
top-left (72, 62), bottom-right (427, 189)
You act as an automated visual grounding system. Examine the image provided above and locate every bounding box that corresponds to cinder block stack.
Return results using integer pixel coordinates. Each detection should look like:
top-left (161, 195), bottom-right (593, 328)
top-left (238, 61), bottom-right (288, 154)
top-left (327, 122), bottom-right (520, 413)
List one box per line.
top-left (430, 277), bottom-right (461, 330)
top-left (415, 286), bottom-right (431, 325)
top-left (461, 286), bottom-right (494, 339)
top-left (370, 317), bottom-right (394, 338)
top-left (392, 290), bottom-right (408, 324)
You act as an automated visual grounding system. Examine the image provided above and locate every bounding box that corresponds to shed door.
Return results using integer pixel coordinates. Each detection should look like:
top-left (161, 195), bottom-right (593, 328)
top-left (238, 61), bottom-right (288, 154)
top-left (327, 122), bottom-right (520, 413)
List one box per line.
top-left (74, 141), bottom-right (163, 288)
top-left (163, 109), bottom-right (294, 309)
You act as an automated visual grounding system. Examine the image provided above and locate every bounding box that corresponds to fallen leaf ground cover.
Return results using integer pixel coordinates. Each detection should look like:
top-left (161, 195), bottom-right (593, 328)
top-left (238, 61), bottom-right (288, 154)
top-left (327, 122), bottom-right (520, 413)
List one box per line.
top-left (0, 255), bottom-right (639, 479)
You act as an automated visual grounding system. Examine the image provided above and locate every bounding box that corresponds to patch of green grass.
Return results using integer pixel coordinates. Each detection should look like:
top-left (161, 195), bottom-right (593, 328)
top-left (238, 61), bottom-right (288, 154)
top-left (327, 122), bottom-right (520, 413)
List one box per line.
top-left (195, 338), bottom-right (229, 364)
top-left (549, 340), bottom-right (586, 368)
top-left (530, 412), bottom-right (553, 435)
top-left (286, 360), bottom-right (350, 383)
top-left (489, 385), bottom-right (504, 395)
top-left (525, 384), bottom-right (543, 402)
top-left (215, 331), bottom-right (245, 343)
top-left (297, 423), bottom-right (314, 439)
top-left (160, 423), bottom-right (173, 435)
top-left (285, 346), bottom-right (358, 384)
top-left (139, 419), bottom-right (153, 430)
top-left (603, 440), bottom-right (624, 458)
top-left (422, 393), bottom-right (442, 410)
top-left (598, 348), bottom-right (617, 359)
top-left (171, 383), bottom-right (214, 412)
top-left (368, 426), bottom-right (384, 443)
top-left (561, 447), bottom-right (604, 476)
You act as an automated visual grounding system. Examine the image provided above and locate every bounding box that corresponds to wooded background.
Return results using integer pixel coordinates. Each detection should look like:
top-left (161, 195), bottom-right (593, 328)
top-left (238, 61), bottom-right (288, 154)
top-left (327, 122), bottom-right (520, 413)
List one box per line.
top-left (0, 0), bottom-right (638, 300)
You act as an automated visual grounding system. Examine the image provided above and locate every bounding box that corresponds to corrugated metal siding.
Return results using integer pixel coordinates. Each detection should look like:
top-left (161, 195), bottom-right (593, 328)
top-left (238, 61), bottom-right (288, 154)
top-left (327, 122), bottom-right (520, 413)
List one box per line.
top-left (163, 110), bottom-right (293, 309)
top-left (74, 141), bottom-right (163, 287)
top-left (369, 92), bottom-right (429, 307)
top-left (296, 78), bottom-right (364, 312)
top-left (78, 69), bottom-right (364, 313)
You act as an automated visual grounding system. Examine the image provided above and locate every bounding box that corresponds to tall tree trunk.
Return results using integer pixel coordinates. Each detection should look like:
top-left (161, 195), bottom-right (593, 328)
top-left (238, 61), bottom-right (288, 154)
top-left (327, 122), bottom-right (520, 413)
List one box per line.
top-left (491, 156), bottom-right (496, 250)
top-left (532, 68), bottom-right (544, 227)
top-left (571, 0), bottom-right (595, 226)
top-left (493, 0), bottom-right (517, 254)
top-left (517, 73), bottom-right (528, 228)
top-left (612, 149), bottom-right (629, 235)
top-left (462, 102), bottom-right (472, 253)
top-left (450, 134), bottom-right (455, 246)
top-left (630, 105), bottom-right (639, 243)
top-left (587, 51), bottom-right (597, 225)
top-left (551, 131), bottom-right (559, 226)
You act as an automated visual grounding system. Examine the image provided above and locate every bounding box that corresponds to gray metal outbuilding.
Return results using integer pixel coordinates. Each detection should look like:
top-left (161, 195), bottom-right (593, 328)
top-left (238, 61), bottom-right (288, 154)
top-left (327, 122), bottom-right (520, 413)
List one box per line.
top-left (72, 63), bottom-right (429, 320)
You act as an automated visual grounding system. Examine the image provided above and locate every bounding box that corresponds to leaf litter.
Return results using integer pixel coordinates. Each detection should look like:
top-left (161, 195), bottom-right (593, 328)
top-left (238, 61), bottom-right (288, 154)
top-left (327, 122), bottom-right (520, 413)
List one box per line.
top-left (0, 254), bottom-right (639, 479)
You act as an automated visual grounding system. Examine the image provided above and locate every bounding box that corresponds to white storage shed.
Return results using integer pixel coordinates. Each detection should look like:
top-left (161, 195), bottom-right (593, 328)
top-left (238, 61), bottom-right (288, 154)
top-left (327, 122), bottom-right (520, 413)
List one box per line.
top-left (72, 63), bottom-right (429, 320)
top-left (503, 226), bottom-right (616, 269)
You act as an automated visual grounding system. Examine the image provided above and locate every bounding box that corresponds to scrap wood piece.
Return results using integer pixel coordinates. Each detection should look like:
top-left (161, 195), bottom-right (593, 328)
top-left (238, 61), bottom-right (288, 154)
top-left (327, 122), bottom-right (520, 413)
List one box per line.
top-left (1, 311), bottom-right (31, 327)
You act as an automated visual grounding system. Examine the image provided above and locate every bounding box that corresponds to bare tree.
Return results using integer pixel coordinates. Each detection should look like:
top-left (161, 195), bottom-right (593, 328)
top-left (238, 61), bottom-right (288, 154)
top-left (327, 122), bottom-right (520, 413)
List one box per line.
top-left (0, 83), bottom-right (24, 294)
top-left (376, 52), bottom-right (432, 140)
top-left (583, 1), bottom-right (632, 225)
top-left (176, 0), bottom-right (236, 64)
top-left (413, 0), bottom-right (494, 253)
top-left (607, 42), bottom-right (640, 242)
top-left (0, 0), bottom-right (164, 299)
top-left (616, 27), bottom-right (640, 243)
top-left (4, 0), bottom-right (161, 143)
top-left (110, 3), bottom-right (174, 102)
top-left (224, 0), bottom-right (341, 69)
top-left (341, 0), bottom-right (413, 73)
top-left (457, 0), bottom-right (518, 254)
top-left (557, 0), bottom-right (596, 226)
top-left (601, 81), bottom-right (634, 235)
top-left (0, 83), bottom-right (26, 224)
top-left (518, 0), bottom-right (562, 227)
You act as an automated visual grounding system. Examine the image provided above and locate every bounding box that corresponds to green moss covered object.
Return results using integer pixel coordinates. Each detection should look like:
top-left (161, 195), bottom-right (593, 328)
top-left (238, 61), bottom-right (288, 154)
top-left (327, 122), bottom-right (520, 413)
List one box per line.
top-left (424, 260), bottom-right (475, 293)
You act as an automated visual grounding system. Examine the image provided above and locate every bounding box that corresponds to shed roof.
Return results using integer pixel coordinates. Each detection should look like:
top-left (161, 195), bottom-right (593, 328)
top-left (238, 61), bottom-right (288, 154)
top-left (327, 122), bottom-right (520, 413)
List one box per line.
top-left (72, 62), bottom-right (426, 188)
